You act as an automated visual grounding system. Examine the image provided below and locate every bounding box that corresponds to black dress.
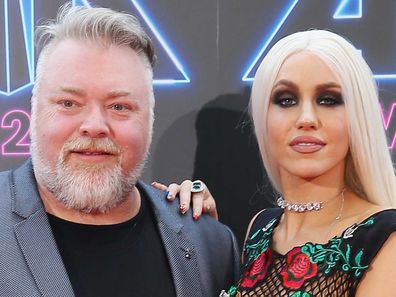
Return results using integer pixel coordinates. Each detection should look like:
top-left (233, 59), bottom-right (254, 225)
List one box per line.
top-left (220, 208), bottom-right (396, 297)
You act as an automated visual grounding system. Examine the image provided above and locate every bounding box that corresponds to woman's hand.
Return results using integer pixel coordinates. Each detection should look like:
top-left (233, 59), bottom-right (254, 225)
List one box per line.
top-left (151, 180), bottom-right (218, 220)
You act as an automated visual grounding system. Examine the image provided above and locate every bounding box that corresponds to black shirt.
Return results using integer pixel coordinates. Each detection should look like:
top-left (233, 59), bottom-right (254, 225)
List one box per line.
top-left (48, 193), bottom-right (176, 297)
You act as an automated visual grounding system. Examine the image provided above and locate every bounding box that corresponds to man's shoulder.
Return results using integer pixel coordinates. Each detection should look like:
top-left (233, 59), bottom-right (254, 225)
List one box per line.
top-left (0, 160), bottom-right (41, 218)
top-left (0, 160), bottom-right (34, 187)
top-left (0, 168), bottom-right (12, 202)
top-left (0, 167), bottom-right (20, 227)
top-left (137, 180), bottom-right (234, 236)
top-left (0, 168), bottom-right (10, 179)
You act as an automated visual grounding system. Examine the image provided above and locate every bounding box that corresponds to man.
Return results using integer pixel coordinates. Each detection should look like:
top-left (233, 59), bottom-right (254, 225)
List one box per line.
top-left (0, 4), bottom-right (239, 297)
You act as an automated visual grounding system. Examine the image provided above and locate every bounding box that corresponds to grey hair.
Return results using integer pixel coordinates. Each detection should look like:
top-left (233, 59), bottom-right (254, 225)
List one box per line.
top-left (251, 29), bottom-right (396, 207)
top-left (32, 3), bottom-right (156, 103)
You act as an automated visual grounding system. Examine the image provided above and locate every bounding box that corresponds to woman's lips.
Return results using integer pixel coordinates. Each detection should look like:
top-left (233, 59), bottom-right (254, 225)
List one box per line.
top-left (289, 136), bottom-right (325, 153)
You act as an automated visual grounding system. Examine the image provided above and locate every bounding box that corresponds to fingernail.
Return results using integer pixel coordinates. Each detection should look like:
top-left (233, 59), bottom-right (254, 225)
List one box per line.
top-left (151, 181), bottom-right (156, 185)
top-left (193, 214), bottom-right (200, 221)
top-left (179, 203), bottom-right (187, 214)
top-left (167, 193), bottom-right (174, 200)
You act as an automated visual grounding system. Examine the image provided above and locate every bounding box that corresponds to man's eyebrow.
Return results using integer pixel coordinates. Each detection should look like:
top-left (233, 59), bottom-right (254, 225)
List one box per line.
top-left (58, 88), bottom-right (133, 99)
top-left (59, 87), bottom-right (86, 96)
top-left (107, 90), bottom-right (132, 98)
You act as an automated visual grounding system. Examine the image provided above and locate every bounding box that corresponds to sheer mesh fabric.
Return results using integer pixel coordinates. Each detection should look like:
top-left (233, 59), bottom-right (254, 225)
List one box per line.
top-left (224, 209), bottom-right (396, 297)
top-left (237, 251), bottom-right (357, 296)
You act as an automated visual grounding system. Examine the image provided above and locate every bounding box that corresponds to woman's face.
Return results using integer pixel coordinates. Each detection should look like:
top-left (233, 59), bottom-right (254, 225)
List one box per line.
top-left (267, 52), bottom-right (349, 183)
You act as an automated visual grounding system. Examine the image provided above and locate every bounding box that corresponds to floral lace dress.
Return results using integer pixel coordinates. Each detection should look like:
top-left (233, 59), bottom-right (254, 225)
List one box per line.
top-left (220, 208), bottom-right (396, 297)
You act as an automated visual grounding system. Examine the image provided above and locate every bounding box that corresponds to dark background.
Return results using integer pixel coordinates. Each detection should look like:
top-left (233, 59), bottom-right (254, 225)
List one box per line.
top-left (1, 0), bottom-right (396, 247)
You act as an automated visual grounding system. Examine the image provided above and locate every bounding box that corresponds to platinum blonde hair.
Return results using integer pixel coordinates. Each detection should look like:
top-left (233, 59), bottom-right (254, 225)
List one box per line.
top-left (32, 3), bottom-right (156, 110)
top-left (251, 29), bottom-right (396, 207)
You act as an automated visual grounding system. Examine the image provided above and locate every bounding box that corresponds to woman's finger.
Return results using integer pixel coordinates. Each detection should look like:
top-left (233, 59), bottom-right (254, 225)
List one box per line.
top-left (199, 185), bottom-right (218, 220)
top-left (167, 183), bottom-right (182, 201)
top-left (178, 180), bottom-right (193, 214)
top-left (203, 198), bottom-right (218, 220)
top-left (151, 181), bottom-right (168, 191)
top-left (191, 191), bottom-right (204, 220)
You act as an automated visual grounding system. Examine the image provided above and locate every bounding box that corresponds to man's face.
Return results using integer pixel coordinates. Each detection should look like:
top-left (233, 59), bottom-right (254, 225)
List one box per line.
top-left (30, 39), bottom-right (153, 213)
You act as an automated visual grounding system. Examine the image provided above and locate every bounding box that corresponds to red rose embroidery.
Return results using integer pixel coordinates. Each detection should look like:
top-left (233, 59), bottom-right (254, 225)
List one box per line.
top-left (281, 247), bottom-right (318, 289)
top-left (240, 249), bottom-right (272, 288)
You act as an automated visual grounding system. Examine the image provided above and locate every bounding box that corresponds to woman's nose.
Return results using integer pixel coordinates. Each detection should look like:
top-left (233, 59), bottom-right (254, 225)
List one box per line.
top-left (295, 102), bottom-right (319, 130)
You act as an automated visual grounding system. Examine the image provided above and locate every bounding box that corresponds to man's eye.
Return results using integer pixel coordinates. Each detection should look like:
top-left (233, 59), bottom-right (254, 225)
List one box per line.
top-left (60, 100), bottom-right (74, 108)
top-left (111, 104), bottom-right (129, 111)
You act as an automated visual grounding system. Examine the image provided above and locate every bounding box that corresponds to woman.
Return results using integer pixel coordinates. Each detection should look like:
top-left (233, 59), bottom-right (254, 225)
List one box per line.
top-left (153, 30), bottom-right (396, 296)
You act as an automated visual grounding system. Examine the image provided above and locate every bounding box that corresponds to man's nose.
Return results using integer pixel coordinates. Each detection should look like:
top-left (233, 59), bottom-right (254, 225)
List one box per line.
top-left (79, 107), bottom-right (110, 138)
top-left (295, 102), bottom-right (319, 130)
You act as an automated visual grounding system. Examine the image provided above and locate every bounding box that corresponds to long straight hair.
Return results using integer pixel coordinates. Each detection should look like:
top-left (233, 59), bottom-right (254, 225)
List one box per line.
top-left (250, 30), bottom-right (396, 207)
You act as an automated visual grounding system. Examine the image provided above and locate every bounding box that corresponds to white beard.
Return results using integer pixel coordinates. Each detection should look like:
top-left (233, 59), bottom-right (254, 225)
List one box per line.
top-left (31, 137), bottom-right (147, 213)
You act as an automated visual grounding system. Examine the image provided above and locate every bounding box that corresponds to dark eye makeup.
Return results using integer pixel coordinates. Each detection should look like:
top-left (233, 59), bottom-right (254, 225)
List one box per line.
top-left (317, 92), bottom-right (343, 106)
top-left (272, 91), bottom-right (297, 107)
top-left (271, 90), bottom-right (343, 108)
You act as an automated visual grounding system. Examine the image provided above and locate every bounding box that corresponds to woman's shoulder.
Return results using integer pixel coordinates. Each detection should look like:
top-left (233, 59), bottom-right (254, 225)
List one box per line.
top-left (340, 207), bottom-right (396, 240)
top-left (241, 208), bottom-right (283, 264)
top-left (338, 196), bottom-right (396, 241)
top-left (353, 209), bottom-right (396, 295)
top-left (342, 208), bottom-right (396, 264)
top-left (371, 208), bottom-right (396, 223)
top-left (347, 208), bottom-right (396, 235)
top-left (246, 208), bottom-right (283, 237)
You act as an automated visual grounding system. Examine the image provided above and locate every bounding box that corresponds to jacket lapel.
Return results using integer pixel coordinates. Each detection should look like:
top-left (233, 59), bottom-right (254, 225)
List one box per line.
top-left (138, 182), bottom-right (204, 297)
top-left (11, 161), bottom-right (74, 297)
top-left (10, 162), bottom-right (203, 297)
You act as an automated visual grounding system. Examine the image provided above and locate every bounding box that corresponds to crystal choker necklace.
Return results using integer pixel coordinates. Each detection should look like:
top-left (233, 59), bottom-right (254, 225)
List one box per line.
top-left (277, 188), bottom-right (346, 213)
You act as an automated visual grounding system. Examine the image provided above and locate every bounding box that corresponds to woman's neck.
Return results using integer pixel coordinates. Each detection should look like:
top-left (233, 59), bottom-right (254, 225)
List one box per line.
top-left (279, 165), bottom-right (345, 203)
top-left (273, 171), bottom-right (347, 252)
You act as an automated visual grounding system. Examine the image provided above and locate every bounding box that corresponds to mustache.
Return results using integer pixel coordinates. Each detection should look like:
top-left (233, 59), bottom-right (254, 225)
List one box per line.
top-left (61, 138), bottom-right (121, 158)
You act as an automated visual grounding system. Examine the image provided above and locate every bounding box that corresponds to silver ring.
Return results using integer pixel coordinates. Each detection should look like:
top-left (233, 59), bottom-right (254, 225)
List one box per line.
top-left (191, 180), bottom-right (205, 193)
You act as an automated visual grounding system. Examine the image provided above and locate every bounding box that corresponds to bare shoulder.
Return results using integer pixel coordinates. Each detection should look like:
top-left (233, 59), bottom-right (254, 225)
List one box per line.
top-left (355, 232), bottom-right (396, 296)
top-left (342, 193), bottom-right (392, 224)
top-left (343, 199), bottom-right (396, 296)
top-left (358, 203), bottom-right (392, 219)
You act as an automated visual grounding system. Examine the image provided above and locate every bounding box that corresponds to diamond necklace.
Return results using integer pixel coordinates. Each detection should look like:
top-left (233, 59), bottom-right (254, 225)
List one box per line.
top-left (277, 188), bottom-right (346, 213)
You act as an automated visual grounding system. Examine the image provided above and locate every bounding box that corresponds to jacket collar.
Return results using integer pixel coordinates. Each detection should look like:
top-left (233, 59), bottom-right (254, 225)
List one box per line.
top-left (136, 181), bottom-right (183, 233)
top-left (10, 159), bottom-right (43, 219)
top-left (11, 159), bottom-right (75, 296)
top-left (9, 160), bottom-right (185, 234)
top-left (137, 182), bottom-right (204, 297)
top-left (10, 160), bottom-right (203, 297)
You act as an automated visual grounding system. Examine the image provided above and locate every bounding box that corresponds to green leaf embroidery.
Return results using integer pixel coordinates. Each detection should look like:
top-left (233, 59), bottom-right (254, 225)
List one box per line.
top-left (355, 250), bottom-right (363, 266)
top-left (238, 215), bottom-right (375, 296)
top-left (291, 291), bottom-right (312, 297)
top-left (245, 218), bottom-right (277, 263)
top-left (301, 219), bottom-right (373, 276)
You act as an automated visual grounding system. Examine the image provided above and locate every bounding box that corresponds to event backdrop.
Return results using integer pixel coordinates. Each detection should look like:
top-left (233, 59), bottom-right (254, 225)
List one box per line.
top-left (1, 0), bottom-right (395, 246)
